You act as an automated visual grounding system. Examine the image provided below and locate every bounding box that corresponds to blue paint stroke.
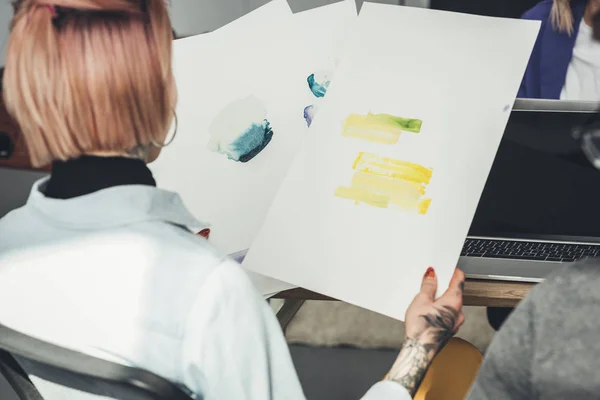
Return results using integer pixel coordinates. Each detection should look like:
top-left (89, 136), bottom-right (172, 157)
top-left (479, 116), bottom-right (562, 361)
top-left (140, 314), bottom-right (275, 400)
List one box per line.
top-left (304, 105), bottom-right (315, 127)
top-left (208, 96), bottom-right (273, 163)
top-left (227, 120), bottom-right (273, 163)
top-left (307, 73), bottom-right (330, 98)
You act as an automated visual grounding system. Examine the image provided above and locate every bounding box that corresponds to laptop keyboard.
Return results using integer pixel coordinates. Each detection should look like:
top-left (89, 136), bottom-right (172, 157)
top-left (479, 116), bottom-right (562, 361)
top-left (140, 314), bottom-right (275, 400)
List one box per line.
top-left (462, 239), bottom-right (600, 262)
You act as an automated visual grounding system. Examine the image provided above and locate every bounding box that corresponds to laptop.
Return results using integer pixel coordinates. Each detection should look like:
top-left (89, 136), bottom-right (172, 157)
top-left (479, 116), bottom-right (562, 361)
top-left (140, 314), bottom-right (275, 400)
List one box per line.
top-left (459, 98), bottom-right (600, 283)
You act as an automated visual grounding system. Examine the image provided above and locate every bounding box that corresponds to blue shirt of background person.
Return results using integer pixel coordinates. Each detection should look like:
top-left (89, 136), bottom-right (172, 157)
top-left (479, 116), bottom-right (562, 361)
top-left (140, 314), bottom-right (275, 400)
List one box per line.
top-left (519, 0), bottom-right (589, 99)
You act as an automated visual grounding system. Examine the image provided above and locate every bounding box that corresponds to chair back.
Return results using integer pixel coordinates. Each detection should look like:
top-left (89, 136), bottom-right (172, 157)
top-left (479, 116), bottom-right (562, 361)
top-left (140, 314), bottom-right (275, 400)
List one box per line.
top-left (0, 323), bottom-right (194, 400)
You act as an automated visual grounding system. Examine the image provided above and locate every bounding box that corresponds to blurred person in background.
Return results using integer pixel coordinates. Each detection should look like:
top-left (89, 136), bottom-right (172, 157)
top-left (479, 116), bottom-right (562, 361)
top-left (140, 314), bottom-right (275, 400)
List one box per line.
top-left (466, 11), bottom-right (600, 400)
top-left (489, 0), bottom-right (600, 331)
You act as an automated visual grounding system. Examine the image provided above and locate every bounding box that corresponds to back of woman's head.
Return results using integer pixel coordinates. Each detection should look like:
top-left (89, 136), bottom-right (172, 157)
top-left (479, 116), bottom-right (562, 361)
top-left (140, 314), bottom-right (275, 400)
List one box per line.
top-left (3, 0), bottom-right (175, 167)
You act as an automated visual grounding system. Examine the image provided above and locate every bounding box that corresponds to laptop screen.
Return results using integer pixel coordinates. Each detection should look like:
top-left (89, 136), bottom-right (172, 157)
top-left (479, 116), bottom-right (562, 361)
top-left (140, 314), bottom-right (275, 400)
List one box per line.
top-left (468, 99), bottom-right (600, 242)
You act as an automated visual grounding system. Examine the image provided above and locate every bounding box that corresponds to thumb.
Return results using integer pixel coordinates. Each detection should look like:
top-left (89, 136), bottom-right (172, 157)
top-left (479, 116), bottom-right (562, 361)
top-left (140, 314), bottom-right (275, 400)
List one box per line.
top-left (420, 267), bottom-right (437, 300)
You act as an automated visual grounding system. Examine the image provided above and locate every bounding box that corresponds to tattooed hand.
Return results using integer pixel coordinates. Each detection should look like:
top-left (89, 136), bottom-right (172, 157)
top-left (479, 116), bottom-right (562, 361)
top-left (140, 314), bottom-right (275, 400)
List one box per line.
top-left (385, 267), bottom-right (465, 396)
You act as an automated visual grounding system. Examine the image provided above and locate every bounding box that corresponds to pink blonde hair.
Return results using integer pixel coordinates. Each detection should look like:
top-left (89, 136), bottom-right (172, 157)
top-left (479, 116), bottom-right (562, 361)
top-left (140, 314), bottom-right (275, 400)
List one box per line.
top-left (551, 0), bottom-right (575, 35)
top-left (2, 0), bottom-right (175, 167)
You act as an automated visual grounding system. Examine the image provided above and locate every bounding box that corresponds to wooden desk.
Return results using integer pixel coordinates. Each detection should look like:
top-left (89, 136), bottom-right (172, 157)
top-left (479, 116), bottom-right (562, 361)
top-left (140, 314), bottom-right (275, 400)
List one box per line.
top-left (273, 279), bottom-right (535, 329)
top-left (274, 279), bottom-right (534, 308)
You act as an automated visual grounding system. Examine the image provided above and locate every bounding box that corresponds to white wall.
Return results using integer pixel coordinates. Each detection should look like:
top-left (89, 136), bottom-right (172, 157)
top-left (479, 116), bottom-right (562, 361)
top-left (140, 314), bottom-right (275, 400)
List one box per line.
top-left (250, 0), bottom-right (429, 13)
top-left (0, 0), bottom-right (12, 66)
top-left (171, 0), bottom-right (430, 35)
top-left (170, 0), bottom-right (246, 36)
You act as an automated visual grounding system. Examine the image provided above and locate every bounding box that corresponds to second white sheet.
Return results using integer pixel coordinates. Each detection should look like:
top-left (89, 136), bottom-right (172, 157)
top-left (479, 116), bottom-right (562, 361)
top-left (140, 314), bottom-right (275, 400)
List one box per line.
top-left (243, 3), bottom-right (540, 319)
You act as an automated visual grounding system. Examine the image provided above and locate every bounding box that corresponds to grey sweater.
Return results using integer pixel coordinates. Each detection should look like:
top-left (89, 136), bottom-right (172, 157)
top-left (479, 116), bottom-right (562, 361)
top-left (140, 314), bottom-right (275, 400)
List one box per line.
top-left (467, 259), bottom-right (600, 400)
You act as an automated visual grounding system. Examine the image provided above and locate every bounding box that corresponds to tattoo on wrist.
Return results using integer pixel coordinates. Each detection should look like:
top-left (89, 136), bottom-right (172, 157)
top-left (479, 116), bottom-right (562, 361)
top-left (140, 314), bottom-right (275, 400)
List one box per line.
top-left (386, 306), bottom-right (460, 395)
top-left (421, 305), bottom-right (460, 353)
top-left (385, 338), bottom-right (430, 397)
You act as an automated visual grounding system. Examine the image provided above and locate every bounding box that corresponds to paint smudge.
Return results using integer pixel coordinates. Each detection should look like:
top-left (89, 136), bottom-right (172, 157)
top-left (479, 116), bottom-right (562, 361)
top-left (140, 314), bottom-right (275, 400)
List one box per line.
top-left (342, 113), bottom-right (422, 144)
top-left (208, 96), bottom-right (273, 163)
top-left (307, 72), bottom-right (331, 98)
top-left (335, 152), bottom-right (433, 214)
top-left (304, 105), bottom-right (316, 127)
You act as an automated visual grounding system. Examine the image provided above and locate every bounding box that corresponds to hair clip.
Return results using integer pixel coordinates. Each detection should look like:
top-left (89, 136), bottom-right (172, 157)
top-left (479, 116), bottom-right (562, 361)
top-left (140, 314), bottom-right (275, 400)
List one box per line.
top-left (47, 5), bottom-right (57, 18)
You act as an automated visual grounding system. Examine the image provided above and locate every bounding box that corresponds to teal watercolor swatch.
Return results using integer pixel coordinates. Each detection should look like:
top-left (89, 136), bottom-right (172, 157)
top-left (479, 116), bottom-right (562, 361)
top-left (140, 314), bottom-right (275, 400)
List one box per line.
top-left (307, 73), bottom-right (330, 98)
top-left (227, 120), bottom-right (273, 162)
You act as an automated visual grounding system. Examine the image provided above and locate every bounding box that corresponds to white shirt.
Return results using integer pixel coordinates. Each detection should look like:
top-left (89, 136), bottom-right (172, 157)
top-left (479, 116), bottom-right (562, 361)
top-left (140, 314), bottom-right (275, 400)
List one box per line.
top-left (0, 179), bottom-right (408, 400)
top-left (560, 20), bottom-right (600, 101)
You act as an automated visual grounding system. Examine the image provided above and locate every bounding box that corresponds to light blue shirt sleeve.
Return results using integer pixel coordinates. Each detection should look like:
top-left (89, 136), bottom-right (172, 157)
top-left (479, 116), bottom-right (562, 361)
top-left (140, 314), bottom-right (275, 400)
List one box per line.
top-left (180, 260), bottom-right (306, 399)
top-left (180, 259), bottom-right (412, 400)
top-left (360, 381), bottom-right (412, 400)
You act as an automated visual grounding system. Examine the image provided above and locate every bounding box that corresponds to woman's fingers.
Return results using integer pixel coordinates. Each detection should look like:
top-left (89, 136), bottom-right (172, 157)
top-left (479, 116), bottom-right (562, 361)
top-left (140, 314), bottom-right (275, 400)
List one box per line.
top-left (420, 267), bottom-right (438, 301)
top-left (440, 268), bottom-right (465, 299)
top-left (453, 312), bottom-right (466, 334)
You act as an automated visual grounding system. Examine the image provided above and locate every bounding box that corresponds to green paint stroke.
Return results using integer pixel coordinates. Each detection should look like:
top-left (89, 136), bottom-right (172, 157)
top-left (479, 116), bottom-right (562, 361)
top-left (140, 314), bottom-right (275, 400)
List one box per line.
top-left (363, 113), bottom-right (422, 133)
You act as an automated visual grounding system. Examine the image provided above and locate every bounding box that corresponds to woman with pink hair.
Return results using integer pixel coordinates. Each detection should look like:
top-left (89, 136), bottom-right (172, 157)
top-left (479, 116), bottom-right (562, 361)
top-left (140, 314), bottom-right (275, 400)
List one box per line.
top-left (0, 1), bottom-right (469, 399)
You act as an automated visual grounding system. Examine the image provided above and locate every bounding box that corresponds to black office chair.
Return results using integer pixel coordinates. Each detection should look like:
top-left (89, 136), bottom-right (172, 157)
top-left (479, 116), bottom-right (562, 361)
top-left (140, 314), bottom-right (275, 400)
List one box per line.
top-left (0, 323), bottom-right (195, 400)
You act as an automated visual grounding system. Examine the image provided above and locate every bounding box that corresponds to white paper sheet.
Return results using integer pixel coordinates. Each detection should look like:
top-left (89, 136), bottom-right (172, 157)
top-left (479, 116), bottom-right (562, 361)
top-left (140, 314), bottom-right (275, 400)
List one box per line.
top-left (243, 3), bottom-right (540, 320)
top-left (291, 0), bottom-right (357, 68)
top-left (290, 0), bottom-right (357, 129)
top-left (150, 24), bottom-right (313, 254)
top-left (427, 9), bottom-right (541, 292)
top-left (150, 1), bottom-right (363, 296)
top-left (243, 0), bottom-right (360, 295)
top-left (150, 27), bottom-right (308, 294)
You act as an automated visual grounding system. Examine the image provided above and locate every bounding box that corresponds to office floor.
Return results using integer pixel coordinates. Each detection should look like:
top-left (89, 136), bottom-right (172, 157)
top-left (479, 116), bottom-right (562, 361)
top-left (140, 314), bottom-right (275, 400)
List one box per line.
top-left (0, 346), bottom-right (426, 400)
top-left (285, 302), bottom-right (494, 399)
top-left (291, 344), bottom-right (398, 399)
top-left (286, 302), bottom-right (495, 353)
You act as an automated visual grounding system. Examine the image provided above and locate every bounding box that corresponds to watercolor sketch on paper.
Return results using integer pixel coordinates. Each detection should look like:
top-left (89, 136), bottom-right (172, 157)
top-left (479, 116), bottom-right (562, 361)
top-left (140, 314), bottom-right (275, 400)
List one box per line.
top-left (207, 95), bottom-right (274, 163)
top-left (303, 104), bottom-right (317, 127)
top-left (307, 72), bottom-right (332, 98)
top-left (304, 71), bottom-right (333, 127)
top-left (342, 113), bottom-right (422, 144)
top-left (335, 152), bottom-right (433, 215)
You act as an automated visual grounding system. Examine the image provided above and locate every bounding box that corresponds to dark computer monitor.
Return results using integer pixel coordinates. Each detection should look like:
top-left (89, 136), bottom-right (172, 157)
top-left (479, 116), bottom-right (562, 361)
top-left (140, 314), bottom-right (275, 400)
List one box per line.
top-left (468, 99), bottom-right (600, 242)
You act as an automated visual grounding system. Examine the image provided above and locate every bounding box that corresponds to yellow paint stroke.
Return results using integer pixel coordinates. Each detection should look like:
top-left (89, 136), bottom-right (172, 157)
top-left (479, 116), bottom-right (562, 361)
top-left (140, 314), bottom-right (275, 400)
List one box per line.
top-left (342, 113), bottom-right (422, 144)
top-left (335, 152), bottom-right (433, 215)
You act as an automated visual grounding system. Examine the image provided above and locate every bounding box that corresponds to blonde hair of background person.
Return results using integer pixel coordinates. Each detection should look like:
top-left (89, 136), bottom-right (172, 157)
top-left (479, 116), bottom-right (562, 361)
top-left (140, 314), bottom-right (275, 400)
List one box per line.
top-left (552, 0), bottom-right (600, 34)
top-left (552, 0), bottom-right (576, 34)
top-left (3, 0), bottom-right (175, 166)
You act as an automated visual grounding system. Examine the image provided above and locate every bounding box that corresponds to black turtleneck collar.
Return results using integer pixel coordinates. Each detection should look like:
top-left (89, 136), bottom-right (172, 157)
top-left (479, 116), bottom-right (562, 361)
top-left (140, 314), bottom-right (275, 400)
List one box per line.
top-left (44, 155), bottom-right (156, 200)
